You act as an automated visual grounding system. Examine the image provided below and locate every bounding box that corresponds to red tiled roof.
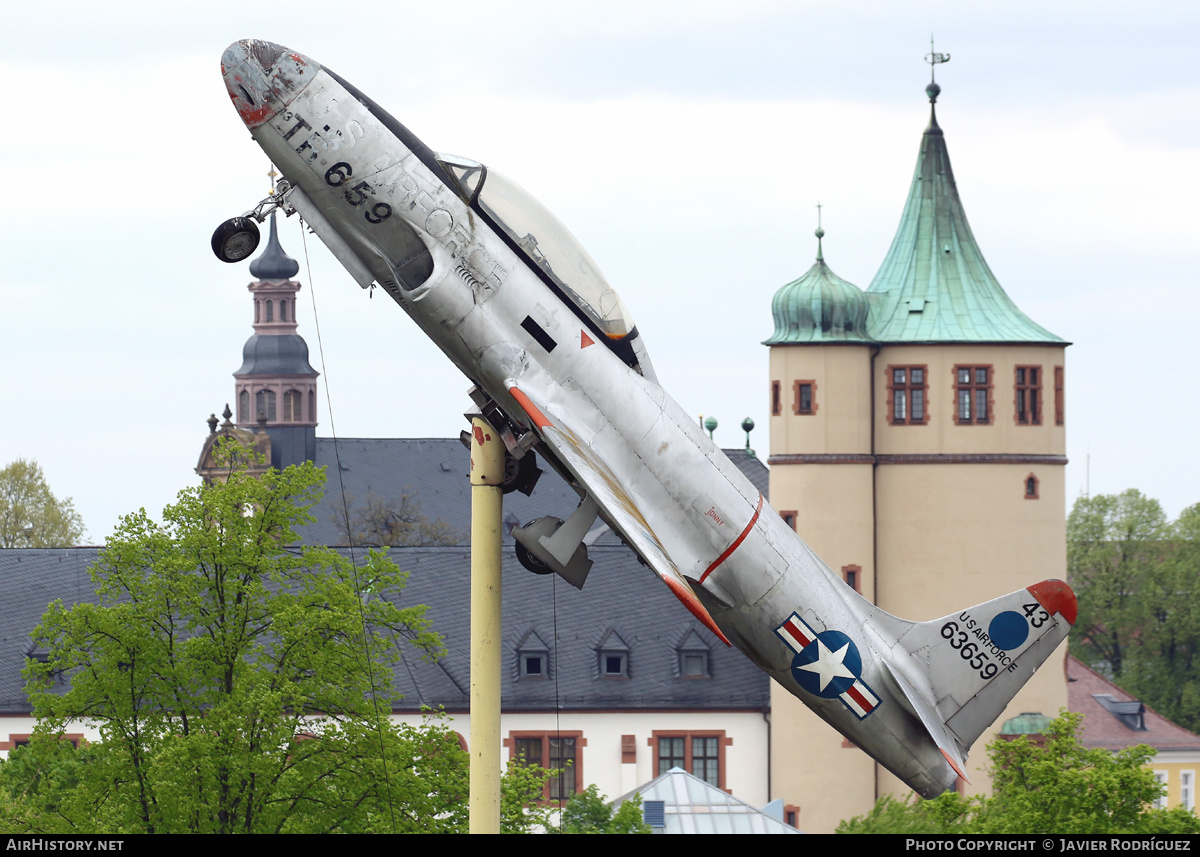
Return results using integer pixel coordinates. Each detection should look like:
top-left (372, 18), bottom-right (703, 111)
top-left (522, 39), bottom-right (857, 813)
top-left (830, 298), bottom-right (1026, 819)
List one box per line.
top-left (1068, 656), bottom-right (1200, 752)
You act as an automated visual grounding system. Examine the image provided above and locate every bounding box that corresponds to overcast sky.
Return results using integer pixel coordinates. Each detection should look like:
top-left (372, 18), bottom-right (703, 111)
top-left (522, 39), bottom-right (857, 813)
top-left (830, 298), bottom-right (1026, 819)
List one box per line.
top-left (2, 1), bottom-right (1196, 541)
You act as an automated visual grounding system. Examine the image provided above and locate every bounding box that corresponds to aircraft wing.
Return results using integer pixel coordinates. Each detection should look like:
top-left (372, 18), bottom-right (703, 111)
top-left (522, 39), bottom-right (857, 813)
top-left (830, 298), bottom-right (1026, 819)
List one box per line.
top-left (508, 385), bottom-right (731, 646)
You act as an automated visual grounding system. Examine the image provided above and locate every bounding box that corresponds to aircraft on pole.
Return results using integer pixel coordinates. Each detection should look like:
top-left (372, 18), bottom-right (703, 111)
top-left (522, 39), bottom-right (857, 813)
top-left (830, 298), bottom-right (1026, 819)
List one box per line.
top-left (214, 39), bottom-right (1076, 798)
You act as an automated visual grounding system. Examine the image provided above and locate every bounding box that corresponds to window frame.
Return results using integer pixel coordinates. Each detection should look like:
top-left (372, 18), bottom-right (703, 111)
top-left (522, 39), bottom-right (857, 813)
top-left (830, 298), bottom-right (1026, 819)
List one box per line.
top-left (1015, 365), bottom-right (1043, 425)
top-left (793, 380), bottom-right (817, 416)
top-left (886, 365), bottom-right (929, 426)
top-left (507, 731), bottom-right (584, 803)
top-left (953, 365), bottom-right (993, 426)
top-left (650, 730), bottom-right (730, 790)
top-left (282, 389), bottom-right (304, 423)
top-left (255, 389), bottom-right (277, 423)
top-left (842, 564), bottom-right (862, 593)
top-left (599, 650), bottom-right (628, 679)
top-left (1054, 366), bottom-right (1065, 426)
top-left (771, 381), bottom-right (782, 417)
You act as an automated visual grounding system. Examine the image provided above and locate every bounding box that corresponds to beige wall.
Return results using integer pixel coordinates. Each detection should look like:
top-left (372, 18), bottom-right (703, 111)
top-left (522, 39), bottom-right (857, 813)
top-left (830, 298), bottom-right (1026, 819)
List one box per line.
top-left (769, 345), bottom-right (873, 457)
top-left (874, 345), bottom-right (1066, 457)
top-left (767, 340), bottom-right (1070, 832)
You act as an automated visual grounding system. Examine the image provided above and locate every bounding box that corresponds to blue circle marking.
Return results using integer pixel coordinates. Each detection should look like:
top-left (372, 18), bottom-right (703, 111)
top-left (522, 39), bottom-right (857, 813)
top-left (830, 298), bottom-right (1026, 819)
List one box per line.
top-left (791, 630), bottom-right (862, 698)
top-left (988, 610), bottom-right (1030, 651)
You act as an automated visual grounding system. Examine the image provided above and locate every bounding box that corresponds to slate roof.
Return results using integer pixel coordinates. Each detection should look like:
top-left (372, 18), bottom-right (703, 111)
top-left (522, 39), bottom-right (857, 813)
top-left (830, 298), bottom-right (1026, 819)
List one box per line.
top-left (0, 544), bottom-right (768, 716)
top-left (2, 435), bottom-right (771, 715)
top-left (1067, 656), bottom-right (1200, 753)
top-left (302, 439), bottom-right (768, 547)
top-left (0, 548), bottom-right (98, 713)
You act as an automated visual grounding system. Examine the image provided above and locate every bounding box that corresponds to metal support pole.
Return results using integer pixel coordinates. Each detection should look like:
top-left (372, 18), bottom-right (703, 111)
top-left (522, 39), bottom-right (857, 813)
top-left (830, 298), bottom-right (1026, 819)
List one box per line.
top-left (469, 417), bottom-right (504, 834)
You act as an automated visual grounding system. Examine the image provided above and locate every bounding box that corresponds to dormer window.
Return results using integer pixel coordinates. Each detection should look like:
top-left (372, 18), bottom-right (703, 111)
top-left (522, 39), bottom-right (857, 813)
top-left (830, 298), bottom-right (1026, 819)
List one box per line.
top-left (677, 630), bottom-right (711, 679)
top-left (522, 654), bottom-right (545, 678)
top-left (596, 629), bottom-right (630, 680)
top-left (603, 653), bottom-right (627, 677)
top-left (517, 630), bottom-right (551, 681)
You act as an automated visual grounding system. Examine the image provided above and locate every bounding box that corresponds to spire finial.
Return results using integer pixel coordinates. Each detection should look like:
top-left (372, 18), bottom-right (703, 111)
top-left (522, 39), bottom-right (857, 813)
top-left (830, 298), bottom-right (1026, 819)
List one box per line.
top-left (267, 162), bottom-right (279, 193)
top-left (814, 202), bottom-right (825, 262)
top-left (925, 35), bottom-right (949, 104)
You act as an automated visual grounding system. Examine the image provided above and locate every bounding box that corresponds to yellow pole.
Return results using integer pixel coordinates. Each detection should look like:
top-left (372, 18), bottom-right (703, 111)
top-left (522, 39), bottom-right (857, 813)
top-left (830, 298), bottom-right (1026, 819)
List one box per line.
top-left (469, 417), bottom-right (504, 834)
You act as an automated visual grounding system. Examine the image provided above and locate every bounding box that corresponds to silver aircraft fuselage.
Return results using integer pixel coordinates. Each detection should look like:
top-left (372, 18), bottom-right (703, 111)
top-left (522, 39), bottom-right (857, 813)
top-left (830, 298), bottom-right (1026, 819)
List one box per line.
top-left (220, 40), bottom-right (1075, 798)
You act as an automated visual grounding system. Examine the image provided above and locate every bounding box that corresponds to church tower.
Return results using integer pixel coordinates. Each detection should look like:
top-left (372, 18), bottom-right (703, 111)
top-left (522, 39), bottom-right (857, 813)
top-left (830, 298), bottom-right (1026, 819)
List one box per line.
top-left (233, 213), bottom-right (320, 470)
top-left (766, 78), bottom-right (1068, 832)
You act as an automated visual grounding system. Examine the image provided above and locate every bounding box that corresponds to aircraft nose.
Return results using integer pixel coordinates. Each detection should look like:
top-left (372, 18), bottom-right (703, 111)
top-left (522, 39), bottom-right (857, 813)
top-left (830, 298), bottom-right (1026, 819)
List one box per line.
top-left (221, 39), bottom-right (319, 129)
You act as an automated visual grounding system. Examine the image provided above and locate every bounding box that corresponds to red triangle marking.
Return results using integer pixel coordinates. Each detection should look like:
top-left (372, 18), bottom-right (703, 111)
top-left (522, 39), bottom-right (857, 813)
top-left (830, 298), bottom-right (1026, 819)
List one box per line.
top-left (580, 331), bottom-right (595, 349)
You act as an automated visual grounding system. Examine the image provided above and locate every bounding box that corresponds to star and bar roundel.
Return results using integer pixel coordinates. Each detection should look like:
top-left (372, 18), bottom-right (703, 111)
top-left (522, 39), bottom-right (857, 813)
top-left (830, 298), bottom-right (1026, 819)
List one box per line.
top-left (775, 612), bottom-right (881, 720)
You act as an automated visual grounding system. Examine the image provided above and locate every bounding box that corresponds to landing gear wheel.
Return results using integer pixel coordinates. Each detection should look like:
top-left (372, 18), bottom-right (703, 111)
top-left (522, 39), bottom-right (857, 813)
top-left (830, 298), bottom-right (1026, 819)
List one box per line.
top-left (515, 540), bottom-right (554, 575)
top-left (501, 450), bottom-right (542, 496)
top-left (211, 217), bottom-right (261, 263)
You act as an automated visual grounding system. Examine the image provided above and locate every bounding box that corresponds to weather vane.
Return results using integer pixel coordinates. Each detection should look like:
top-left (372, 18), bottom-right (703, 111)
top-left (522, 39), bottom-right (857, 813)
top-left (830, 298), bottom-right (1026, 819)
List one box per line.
top-left (924, 36), bottom-right (949, 103)
top-left (925, 35), bottom-right (950, 82)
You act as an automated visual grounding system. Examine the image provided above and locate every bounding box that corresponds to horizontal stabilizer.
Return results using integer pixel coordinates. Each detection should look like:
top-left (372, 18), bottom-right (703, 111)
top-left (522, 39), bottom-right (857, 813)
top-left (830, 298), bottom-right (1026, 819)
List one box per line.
top-left (887, 580), bottom-right (1076, 753)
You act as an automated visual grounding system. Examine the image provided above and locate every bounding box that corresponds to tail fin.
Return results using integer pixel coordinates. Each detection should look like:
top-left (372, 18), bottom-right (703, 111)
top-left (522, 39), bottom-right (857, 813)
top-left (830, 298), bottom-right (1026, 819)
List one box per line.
top-left (880, 580), bottom-right (1076, 773)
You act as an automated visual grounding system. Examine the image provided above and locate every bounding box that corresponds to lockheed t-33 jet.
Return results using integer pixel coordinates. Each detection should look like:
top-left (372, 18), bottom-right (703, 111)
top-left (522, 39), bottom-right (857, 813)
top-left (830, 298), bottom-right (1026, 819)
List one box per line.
top-left (213, 39), bottom-right (1076, 798)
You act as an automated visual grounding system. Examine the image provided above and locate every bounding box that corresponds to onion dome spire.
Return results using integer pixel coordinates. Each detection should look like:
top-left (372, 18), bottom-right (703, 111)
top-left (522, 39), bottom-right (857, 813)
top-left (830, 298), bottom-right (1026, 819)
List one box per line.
top-left (764, 210), bottom-right (871, 345)
top-left (248, 212), bottom-right (300, 281)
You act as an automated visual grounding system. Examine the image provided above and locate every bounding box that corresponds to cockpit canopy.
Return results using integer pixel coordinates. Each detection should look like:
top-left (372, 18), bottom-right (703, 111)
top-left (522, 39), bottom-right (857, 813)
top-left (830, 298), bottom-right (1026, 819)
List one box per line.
top-left (437, 153), bottom-right (635, 342)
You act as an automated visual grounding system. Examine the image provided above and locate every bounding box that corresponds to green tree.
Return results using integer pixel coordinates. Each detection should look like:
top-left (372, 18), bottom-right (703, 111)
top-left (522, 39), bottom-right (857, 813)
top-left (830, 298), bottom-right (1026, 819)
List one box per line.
top-left (558, 784), bottom-right (651, 834)
top-left (0, 458), bottom-right (86, 547)
top-left (837, 712), bottom-right (1200, 834)
top-left (1068, 492), bottom-right (1200, 732)
top-left (1068, 489), bottom-right (1169, 679)
top-left (6, 444), bottom-right (543, 833)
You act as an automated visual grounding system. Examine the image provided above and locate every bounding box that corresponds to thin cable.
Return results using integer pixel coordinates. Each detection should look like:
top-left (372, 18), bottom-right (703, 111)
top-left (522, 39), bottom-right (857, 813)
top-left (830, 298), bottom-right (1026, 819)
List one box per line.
top-left (299, 222), bottom-right (399, 832)
top-left (551, 570), bottom-right (566, 818)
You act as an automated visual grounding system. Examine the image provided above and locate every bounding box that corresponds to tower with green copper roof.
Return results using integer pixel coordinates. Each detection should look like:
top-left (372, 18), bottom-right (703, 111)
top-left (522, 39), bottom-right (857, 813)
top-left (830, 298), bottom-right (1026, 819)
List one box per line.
top-left (766, 63), bottom-right (1069, 833)
top-left (865, 81), bottom-right (1065, 346)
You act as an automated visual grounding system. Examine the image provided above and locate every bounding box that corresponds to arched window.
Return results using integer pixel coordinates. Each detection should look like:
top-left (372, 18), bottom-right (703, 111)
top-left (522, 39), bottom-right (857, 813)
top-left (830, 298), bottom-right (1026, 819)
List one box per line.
top-left (283, 390), bottom-right (302, 423)
top-left (238, 390), bottom-right (250, 423)
top-left (255, 390), bottom-right (276, 422)
top-left (265, 300), bottom-right (273, 322)
top-left (280, 299), bottom-right (288, 322)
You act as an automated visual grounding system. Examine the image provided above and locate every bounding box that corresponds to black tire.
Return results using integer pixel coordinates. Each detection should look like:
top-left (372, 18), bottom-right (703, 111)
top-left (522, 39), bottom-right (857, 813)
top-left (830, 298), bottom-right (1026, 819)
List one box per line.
top-left (211, 217), bottom-right (261, 263)
top-left (501, 451), bottom-right (542, 496)
top-left (515, 540), bottom-right (554, 575)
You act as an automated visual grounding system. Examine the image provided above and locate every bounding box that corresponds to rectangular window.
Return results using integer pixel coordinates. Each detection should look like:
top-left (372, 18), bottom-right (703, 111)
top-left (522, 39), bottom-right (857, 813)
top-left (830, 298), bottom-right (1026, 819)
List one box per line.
top-left (842, 564), bottom-right (862, 593)
top-left (1183, 771), bottom-right (1195, 811)
top-left (1055, 366), bottom-right (1064, 426)
top-left (510, 732), bottom-right (582, 802)
top-left (1015, 366), bottom-right (1042, 425)
top-left (652, 731), bottom-right (727, 789)
top-left (1155, 771), bottom-right (1169, 809)
top-left (888, 366), bottom-right (927, 425)
top-left (793, 380), bottom-right (817, 415)
top-left (954, 366), bottom-right (992, 425)
top-left (779, 511), bottom-right (797, 531)
top-left (771, 381), bottom-right (782, 416)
